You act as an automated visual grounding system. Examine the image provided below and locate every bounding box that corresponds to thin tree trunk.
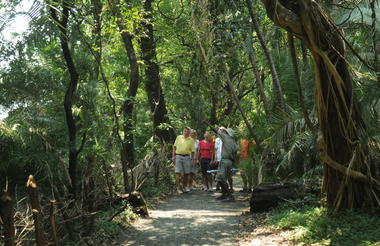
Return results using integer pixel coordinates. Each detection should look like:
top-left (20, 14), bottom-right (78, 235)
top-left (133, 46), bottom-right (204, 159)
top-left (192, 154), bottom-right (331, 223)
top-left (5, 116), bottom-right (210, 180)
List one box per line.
top-left (301, 40), bottom-right (308, 64)
top-left (108, 0), bottom-right (139, 193)
top-left (224, 65), bottom-right (262, 148)
top-left (287, 32), bottom-right (316, 132)
top-left (91, 0), bottom-right (102, 78)
top-left (210, 89), bottom-right (218, 125)
top-left (50, 1), bottom-right (85, 198)
top-left (102, 159), bottom-right (115, 198)
top-left (49, 200), bottom-right (59, 246)
top-left (261, 0), bottom-right (380, 211)
top-left (140, 0), bottom-right (175, 144)
top-left (248, 51), bottom-right (271, 120)
top-left (245, 0), bottom-right (286, 112)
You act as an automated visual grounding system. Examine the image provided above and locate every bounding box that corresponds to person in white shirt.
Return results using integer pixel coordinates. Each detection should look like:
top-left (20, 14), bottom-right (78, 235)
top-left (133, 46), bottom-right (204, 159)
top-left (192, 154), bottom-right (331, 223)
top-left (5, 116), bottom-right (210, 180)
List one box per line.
top-left (189, 129), bottom-right (199, 190)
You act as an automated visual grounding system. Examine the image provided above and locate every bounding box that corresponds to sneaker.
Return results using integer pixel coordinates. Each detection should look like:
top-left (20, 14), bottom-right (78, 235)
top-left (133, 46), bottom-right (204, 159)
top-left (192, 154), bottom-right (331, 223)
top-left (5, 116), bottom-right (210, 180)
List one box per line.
top-left (239, 189), bottom-right (247, 193)
top-left (185, 187), bottom-right (191, 192)
top-left (207, 188), bottom-right (213, 192)
top-left (216, 194), bottom-right (227, 200)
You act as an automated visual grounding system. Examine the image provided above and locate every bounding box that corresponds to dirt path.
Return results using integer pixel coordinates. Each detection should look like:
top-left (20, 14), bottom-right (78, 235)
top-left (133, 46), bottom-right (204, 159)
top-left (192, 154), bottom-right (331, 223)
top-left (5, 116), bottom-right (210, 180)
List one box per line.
top-left (120, 179), bottom-right (249, 246)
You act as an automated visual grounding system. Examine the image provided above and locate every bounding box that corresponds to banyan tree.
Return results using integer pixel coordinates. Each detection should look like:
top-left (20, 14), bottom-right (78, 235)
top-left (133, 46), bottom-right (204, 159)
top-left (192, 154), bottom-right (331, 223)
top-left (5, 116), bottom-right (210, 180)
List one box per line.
top-left (260, 0), bottom-right (380, 211)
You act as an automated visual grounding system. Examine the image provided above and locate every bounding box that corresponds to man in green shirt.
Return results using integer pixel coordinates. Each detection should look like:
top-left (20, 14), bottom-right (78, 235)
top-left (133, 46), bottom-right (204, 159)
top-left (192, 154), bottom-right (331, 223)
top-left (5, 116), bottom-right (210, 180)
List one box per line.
top-left (172, 127), bottom-right (195, 194)
top-left (212, 126), bottom-right (237, 201)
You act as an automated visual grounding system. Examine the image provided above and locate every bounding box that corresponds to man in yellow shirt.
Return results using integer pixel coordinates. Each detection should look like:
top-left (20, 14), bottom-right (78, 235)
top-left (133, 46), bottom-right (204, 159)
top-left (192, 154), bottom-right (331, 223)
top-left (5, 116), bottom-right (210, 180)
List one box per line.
top-left (172, 127), bottom-right (195, 194)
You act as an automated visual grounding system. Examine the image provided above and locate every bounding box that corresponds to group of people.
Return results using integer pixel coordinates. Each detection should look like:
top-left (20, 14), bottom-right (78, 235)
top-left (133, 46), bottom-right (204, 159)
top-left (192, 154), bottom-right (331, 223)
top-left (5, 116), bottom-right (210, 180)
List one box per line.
top-left (172, 126), bottom-right (238, 201)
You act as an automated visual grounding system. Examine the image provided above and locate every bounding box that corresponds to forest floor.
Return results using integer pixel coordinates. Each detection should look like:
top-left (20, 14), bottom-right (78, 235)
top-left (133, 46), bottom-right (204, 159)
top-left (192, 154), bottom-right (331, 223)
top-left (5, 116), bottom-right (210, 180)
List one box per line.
top-left (118, 175), bottom-right (293, 246)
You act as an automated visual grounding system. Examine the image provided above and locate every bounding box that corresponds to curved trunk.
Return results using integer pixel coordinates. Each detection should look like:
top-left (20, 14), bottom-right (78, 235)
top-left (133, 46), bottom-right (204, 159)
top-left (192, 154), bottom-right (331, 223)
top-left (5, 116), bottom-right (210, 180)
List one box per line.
top-left (108, 0), bottom-right (139, 193)
top-left (50, 1), bottom-right (84, 198)
top-left (261, 0), bottom-right (380, 211)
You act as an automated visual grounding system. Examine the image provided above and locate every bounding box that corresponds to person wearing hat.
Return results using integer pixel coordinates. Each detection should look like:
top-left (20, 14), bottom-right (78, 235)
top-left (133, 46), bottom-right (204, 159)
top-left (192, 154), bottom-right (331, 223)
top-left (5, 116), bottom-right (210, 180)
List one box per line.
top-left (211, 126), bottom-right (237, 201)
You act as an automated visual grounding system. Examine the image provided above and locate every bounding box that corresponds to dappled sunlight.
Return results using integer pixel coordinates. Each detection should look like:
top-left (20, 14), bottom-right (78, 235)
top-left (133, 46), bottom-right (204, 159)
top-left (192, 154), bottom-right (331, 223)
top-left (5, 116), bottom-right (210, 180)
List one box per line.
top-left (121, 177), bottom-right (249, 246)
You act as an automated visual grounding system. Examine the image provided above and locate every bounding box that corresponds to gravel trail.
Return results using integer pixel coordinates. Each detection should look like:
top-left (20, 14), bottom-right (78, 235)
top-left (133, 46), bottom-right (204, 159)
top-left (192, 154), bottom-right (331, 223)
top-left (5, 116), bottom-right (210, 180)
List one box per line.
top-left (120, 181), bottom-right (249, 246)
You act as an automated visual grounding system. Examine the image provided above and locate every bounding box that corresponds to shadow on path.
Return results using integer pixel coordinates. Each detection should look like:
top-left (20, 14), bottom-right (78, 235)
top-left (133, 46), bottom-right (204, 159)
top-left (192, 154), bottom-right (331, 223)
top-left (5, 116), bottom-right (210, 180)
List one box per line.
top-left (120, 177), bottom-right (249, 246)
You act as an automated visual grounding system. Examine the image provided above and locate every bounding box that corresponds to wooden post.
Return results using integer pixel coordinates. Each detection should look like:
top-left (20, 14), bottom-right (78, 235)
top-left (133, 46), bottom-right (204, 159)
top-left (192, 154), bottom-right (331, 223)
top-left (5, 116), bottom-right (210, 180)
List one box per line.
top-left (0, 192), bottom-right (16, 246)
top-left (26, 175), bottom-right (46, 246)
top-left (49, 200), bottom-right (59, 246)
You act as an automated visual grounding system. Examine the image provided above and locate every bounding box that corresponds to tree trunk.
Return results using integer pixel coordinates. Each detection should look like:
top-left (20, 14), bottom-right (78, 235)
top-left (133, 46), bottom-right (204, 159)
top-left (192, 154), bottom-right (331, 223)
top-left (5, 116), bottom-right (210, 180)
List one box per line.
top-left (50, 0), bottom-right (84, 199)
top-left (245, 0), bottom-right (286, 112)
top-left (0, 192), bottom-right (16, 246)
top-left (108, 0), bottom-right (139, 193)
top-left (224, 65), bottom-right (262, 148)
top-left (140, 0), bottom-right (175, 144)
top-left (245, 34), bottom-right (271, 120)
top-left (287, 32), bottom-right (315, 132)
top-left (210, 89), bottom-right (218, 125)
top-left (260, 0), bottom-right (380, 211)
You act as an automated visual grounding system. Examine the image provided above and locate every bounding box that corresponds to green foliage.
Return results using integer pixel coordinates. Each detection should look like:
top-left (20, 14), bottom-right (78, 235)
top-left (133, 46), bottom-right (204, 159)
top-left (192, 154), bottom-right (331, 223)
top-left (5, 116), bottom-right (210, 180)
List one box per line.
top-left (139, 171), bottom-right (175, 198)
top-left (93, 205), bottom-right (138, 235)
top-left (269, 202), bottom-right (380, 246)
top-left (94, 215), bottom-right (123, 235)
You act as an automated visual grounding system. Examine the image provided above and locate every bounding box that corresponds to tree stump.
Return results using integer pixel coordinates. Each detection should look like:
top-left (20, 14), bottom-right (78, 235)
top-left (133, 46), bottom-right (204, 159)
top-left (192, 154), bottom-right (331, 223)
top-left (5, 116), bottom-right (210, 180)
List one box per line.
top-left (26, 175), bottom-right (46, 246)
top-left (0, 192), bottom-right (16, 246)
top-left (250, 182), bottom-right (304, 213)
top-left (129, 191), bottom-right (149, 217)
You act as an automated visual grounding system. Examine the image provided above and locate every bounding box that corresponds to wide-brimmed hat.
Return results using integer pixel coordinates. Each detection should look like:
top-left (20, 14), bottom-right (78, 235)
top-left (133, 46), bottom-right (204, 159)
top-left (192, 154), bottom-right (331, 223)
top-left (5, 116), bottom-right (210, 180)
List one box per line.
top-left (226, 128), bottom-right (234, 136)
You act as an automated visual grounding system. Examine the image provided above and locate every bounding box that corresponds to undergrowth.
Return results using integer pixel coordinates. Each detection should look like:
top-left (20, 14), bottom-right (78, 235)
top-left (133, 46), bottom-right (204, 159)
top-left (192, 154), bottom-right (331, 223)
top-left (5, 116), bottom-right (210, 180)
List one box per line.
top-left (268, 196), bottom-right (380, 246)
top-left (139, 173), bottom-right (175, 198)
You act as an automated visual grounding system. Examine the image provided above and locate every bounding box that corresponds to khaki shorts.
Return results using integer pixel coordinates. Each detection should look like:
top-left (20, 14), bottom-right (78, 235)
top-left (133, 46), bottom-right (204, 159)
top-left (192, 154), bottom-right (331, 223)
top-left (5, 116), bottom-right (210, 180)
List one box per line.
top-left (216, 159), bottom-right (233, 182)
top-left (175, 155), bottom-right (191, 174)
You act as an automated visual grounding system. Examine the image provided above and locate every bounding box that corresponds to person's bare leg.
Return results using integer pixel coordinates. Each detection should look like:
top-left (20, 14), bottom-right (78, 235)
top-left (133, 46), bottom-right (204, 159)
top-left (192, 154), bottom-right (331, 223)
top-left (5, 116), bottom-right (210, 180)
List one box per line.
top-left (176, 173), bottom-right (183, 194)
top-left (183, 174), bottom-right (189, 191)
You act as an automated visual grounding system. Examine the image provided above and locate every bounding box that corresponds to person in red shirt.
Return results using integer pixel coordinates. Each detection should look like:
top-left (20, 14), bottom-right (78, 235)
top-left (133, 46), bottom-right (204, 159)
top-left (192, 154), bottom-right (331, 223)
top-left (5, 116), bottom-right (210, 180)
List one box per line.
top-left (239, 139), bottom-right (254, 192)
top-left (197, 131), bottom-right (215, 191)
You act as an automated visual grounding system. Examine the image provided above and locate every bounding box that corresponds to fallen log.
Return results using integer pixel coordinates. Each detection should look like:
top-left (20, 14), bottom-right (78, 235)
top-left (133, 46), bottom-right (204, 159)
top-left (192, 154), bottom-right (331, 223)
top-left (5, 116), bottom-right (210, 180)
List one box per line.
top-left (250, 182), bottom-right (304, 213)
